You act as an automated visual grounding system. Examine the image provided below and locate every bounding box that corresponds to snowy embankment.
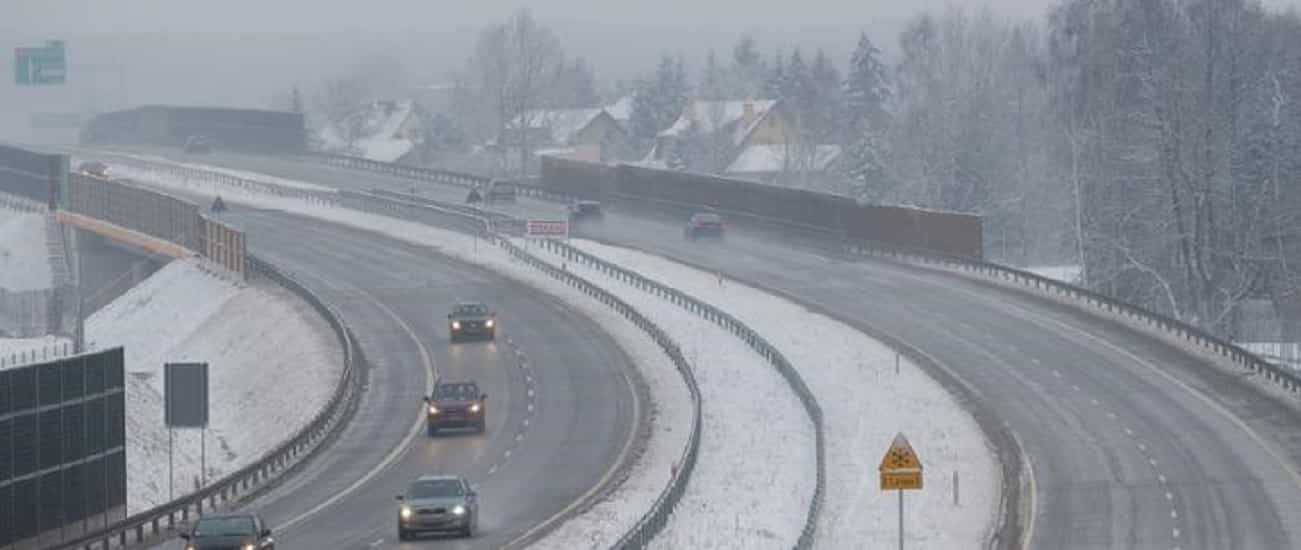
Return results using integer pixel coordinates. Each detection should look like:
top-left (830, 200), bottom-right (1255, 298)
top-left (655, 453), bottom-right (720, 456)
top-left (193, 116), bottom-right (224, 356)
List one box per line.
top-left (565, 241), bottom-right (1000, 549)
top-left (87, 151), bottom-right (334, 193)
top-left (0, 209), bottom-right (53, 292)
top-left (103, 163), bottom-right (817, 549)
top-left (83, 259), bottom-right (341, 513)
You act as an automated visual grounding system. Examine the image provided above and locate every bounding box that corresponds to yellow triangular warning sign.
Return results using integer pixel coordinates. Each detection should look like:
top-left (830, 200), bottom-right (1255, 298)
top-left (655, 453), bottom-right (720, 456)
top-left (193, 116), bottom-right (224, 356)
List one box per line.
top-left (878, 433), bottom-right (922, 472)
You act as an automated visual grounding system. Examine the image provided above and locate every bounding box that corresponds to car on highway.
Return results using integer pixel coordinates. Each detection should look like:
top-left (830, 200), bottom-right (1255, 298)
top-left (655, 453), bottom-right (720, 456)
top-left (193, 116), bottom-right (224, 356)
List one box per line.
top-left (425, 381), bottom-right (488, 435)
top-left (448, 301), bottom-right (496, 342)
top-left (183, 135), bottom-right (214, 154)
top-left (684, 211), bottom-right (726, 240)
top-left (180, 512), bottom-right (275, 550)
top-left (484, 179), bottom-right (517, 203)
top-left (567, 200), bottom-right (604, 223)
top-left (396, 474), bottom-right (480, 540)
top-left (78, 161), bottom-right (110, 178)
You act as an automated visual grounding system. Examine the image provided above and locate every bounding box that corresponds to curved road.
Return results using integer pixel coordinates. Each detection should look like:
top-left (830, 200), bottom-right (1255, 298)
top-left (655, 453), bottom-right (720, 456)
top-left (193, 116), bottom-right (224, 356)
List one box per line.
top-left (156, 204), bottom-right (639, 549)
top-left (133, 147), bottom-right (1301, 550)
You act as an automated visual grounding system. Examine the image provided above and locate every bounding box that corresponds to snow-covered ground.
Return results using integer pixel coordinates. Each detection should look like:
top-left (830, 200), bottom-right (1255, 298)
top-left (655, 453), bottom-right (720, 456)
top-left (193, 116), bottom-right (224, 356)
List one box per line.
top-left (1024, 264), bottom-right (1082, 285)
top-left (76, 152), bottom-right (334, 193)
top-left (105, 164), bottom-right (819, 549)
top-left (0, 334), bottom-right (71, 367)
top-left (565, 241), bottom-right (999, 549)
top-left (0, 210), bottom-right (54, 291)
top-left (82, 259), bottom-right (341, 513)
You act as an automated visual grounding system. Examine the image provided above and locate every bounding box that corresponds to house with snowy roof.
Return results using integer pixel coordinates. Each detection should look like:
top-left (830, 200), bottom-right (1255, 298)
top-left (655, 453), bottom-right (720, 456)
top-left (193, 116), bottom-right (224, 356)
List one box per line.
top-left (319, 99), bottom-right (426, 163)
top-left (506, 107), bottom-right (627, 163)
top-left (646, 98), bottom-right (842, 187)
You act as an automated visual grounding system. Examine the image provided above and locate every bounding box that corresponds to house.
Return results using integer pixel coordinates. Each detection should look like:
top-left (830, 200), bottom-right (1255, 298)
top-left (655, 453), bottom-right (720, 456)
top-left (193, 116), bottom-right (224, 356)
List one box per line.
top-left (319, 99), bottom-right (425, 163)
top-left (507, 108), bottom-right (627, 163)
top-left (648, 99), bottom-right (793, 169)
top-left (605, 95), bottom-right (635, 127)
top-left (726, 143), bottom-right (844, 187)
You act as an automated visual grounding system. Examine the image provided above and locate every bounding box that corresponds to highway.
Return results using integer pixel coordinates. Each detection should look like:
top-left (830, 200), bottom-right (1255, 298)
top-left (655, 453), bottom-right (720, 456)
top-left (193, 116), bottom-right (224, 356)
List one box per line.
top-left (155, 204), bottom-right (640, 549)
top-left (130, 147), bottom-right (1301, 549)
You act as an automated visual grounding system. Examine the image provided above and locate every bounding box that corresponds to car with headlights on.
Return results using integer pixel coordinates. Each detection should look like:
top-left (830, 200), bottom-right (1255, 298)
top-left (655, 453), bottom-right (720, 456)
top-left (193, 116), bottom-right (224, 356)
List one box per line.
top-left (425, 381), bottom-right (488, 435)
top-left (448, 301), bottom-right (496, 342)
top-left (180, 512), bottom-right (275, 550)
top-left (684, 211), bottom-right (726, 240)
top-left (396, 474), bottom-right (480, 540)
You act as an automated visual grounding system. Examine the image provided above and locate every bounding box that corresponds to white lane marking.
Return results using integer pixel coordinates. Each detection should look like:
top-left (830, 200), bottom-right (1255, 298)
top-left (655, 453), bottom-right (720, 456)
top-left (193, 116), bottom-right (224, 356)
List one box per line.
top-left (1107, 412), bottom-right (1118, 420)
top-left (1125, 428), bottom-right (1135, 436)
top-left (1173, 528), bottom-right (1181, 538)
top-left (527, 403), bottom-right (535, 413)
top-left (369, 539), bottom-right (383, 548)
top-left (1032, 358), bottom-right (1041, 365)
top-left (515, 433), bottom-right (523, 442)
top-left (1053, 370), bottom-right (1062, 378)
top-left (523, 418), bottom-right (530, 426)
top-left (1159, 474), bottom-right (1168, 484)
top-left (505, 449), bottom-right (513, 458)
top-left (1072, 384), bottom-right (1081, 391)
top-left (1091, 399), bottom-right (1100, 406)
top-left (1138, 443), bottom-right (1148, 452)
top-left (277, 290), bottom-right (436, 533)
top-left (937, 280), bottom-right (1301, 496)
top-left (1166, 492), bottom-right (1174, 501)
top-left (527, 388), bottom-right (535, 397)
top-left (1149, 458), bottom-right (1158, 468)
top-left (1015, 430), bottom-right (1039, 550)
top-left (489, 465), bottom-right (498, 475)
top-left (1171, 509), bottom-right (1179, 519)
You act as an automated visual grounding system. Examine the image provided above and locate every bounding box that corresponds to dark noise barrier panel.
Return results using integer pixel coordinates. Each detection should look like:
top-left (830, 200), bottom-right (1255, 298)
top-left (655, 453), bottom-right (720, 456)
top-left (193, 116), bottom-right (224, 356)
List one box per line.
top-left (81, 106), bottom-right (305, 154)
top-left (0, 347), bottom-right (127, 549)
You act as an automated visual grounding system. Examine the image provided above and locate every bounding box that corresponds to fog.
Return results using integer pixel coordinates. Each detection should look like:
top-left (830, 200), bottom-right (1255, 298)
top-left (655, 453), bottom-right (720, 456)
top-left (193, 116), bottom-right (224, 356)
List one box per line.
top-left (3, 0), bottom-right (1298, 145)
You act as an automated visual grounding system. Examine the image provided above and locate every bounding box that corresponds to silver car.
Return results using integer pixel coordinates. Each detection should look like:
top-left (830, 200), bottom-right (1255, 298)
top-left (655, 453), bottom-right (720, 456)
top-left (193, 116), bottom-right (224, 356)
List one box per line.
top-left (396, 475), bottom-right (480, 540)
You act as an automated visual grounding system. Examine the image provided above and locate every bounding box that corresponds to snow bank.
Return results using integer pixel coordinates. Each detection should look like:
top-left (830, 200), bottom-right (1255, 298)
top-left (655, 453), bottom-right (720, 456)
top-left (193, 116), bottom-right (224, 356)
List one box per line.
top-left (568, 241), bottom-right (1000, 549)
top-left (0, 210), bottom-right (54, 291)
top-left (106, 164), bottom-right (814, 549)
top-left (0, 335), bottom-right (71, 367)
top-left (85, 259), bottom-right (342, 513)
top-left (1024, 265), bottom-right (1082, 285)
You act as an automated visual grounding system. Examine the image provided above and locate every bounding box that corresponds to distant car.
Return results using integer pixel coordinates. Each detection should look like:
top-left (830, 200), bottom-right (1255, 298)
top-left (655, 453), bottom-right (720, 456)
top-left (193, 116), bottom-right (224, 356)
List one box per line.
top-left (180, 512), bottom-right (275, 550)
top-left (448, 301), bottom-right (496, 342)
top-left (396, 474), bottom-right (480, 540)
top-left (425, 381), bottom-right (488, 435)
top-left (567, 200), bottom-right (603, 223)
top-left (684, 212), bottom-right (725, 240)
top-left (484, 180), bottom-right (516, 203)
top-left (183, 136), bottom-right (213, 154)
top-left (78, 161), bottom-right (110, 178)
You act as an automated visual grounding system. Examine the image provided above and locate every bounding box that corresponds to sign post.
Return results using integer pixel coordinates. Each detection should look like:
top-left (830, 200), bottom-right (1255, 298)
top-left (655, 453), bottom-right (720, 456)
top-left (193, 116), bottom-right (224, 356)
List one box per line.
top-left (165, 362), bottom-right (211, 497)
top-left (879, 433), bottom-right (923, 550)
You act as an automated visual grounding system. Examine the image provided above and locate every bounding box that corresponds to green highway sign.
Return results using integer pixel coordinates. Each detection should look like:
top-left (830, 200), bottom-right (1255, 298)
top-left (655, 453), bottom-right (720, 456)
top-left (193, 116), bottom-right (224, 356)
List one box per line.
top-left (15, 41), bottom-right (66, 85)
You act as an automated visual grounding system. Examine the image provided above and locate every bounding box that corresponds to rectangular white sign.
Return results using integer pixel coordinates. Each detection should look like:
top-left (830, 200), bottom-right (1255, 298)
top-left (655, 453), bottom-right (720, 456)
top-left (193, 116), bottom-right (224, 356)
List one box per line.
top-left (525, 219), bottom-right (569, 240)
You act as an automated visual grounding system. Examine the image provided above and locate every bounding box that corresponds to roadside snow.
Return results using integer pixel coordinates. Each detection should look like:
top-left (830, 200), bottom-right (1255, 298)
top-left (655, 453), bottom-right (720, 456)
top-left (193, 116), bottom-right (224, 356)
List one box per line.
top-left (107, 164), bottom-right (812, 549)
top-left (0, 210), bottom-right (54, 291)
top-left (73, 152), bottom-right (335, 193)
top-left (84, 259), bottom-right (342, 513)
top-left (1024, 265), bottom-right (1081, 285)
top-left (0, 335), bottom-right (71, 367)
top-left (567, 241), bottom-right (999, 549)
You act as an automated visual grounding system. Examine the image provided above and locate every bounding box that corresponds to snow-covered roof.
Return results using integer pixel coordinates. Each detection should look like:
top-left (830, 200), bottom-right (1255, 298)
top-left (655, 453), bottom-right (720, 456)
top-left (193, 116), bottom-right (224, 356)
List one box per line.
top-left (513, 108), bottom-right (606, 145)
top-left (606, 96), bottom-right (635, 122)
top-left (659, 100), bottom-right (778, 147)
top-left (355, 138), bottom-right (415, 163)
top-left (726, 144), bottom-right (842, 174)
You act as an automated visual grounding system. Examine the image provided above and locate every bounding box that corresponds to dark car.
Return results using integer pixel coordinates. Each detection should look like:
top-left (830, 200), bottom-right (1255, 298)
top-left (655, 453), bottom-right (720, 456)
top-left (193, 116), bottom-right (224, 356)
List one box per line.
top-left (567, 200), bottom-right (603, 223)
top-left (180, 512), bottom-right (275, 550)
top-left (396, 474), bottom-right (480, 540)
top-left (448, 301), bottom-right (496, 342)
top-left (484, 180), bottom-right (516, 203)
top-left (684, 212), bottom-right (725, 240)
top-left (183, 135), bottom-right (213, 154)
top-left (424, 381), bottom-right (488, 435)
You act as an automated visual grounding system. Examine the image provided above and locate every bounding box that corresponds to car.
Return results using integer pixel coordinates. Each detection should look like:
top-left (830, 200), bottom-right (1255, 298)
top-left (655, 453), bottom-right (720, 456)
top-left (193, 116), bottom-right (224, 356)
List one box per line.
top-left (183, 135), bottom-right (213, 154)
top-left (180, 512), bottom-right (275, 550)
top-left (567, 200), bottom-right (604, 223)
top-left (424, 381), bottom-right (488, 435)
top-left (484, 179), bottom-right (516, 203)
top-left (684, 212), bottom-right (726, 240)
top-left (78, 161), bottom-right (110, 178)
top-left (448, 301), bottom-right (496, 342)
top-left (396, 474), bottom-right (480, 540)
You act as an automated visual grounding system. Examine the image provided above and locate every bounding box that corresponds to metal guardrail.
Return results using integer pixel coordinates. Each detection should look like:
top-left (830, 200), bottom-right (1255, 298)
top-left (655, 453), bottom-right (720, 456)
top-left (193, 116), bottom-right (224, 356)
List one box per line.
top-left (48, 256), bottom-right (364, 550)
top-left (74, 150), bottom-right (340, 205)
top-left (535, 237), bottom-right (827, 550)
top-left (331, 189), bottom-right (706, 550)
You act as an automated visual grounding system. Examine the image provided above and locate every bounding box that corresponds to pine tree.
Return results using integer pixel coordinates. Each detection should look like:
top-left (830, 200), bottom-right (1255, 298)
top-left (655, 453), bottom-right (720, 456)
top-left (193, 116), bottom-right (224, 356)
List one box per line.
top-left (629, 54), bottom-right (689, 144)
top-left (701, 50), bottom-right (724, 100)
top-left (810, 50), bottom-right (843, 142)
top-left (289, 86), bottom-right (304, 114)
top-left (844, 32), bottom-right (890, 138)
top-left (765, 49), bottom-right (787, 99)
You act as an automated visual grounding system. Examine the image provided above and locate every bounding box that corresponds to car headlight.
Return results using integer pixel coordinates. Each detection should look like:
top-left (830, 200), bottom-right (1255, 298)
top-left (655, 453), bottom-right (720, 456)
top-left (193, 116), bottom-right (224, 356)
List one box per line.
top-left (400, 505), bottom-right (413, 519)
top-left (243, 543), bottom-right (256, 550)
top-left (452, 505), bottom-right (467, 516)
top-left (469, 403), bottom-right (481, 413)
top-left (485, 319), bottom-right (494, 328)
top-left (451, 321), bottom-right (461, 330)
top-left (185, 545), bottom-right (197, 550)
top-left (428, 404), bottom-right (439, 414)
